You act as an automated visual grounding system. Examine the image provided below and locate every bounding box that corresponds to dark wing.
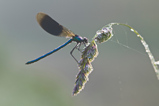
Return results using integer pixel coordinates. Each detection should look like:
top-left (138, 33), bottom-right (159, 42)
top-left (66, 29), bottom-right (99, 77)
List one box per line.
top-left (36, 12), bottom-right (75, 37)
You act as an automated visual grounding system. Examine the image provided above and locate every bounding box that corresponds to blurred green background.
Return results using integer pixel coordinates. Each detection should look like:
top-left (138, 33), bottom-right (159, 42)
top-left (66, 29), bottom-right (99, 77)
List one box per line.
top-left (0, 0), bottom-right (159, 106)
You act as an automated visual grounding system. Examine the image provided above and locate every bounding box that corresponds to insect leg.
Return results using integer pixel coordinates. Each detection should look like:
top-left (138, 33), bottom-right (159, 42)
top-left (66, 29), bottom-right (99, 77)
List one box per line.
top-left (70, 43), bottom-right (79, 63)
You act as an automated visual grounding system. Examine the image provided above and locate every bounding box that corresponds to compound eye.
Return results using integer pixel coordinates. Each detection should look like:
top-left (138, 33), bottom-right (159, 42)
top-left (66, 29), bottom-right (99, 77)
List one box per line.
top-left (83, 37), bottom-right (88, 43)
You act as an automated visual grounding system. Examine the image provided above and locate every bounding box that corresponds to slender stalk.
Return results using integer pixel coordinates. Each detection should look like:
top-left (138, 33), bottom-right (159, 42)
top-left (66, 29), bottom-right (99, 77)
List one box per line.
top-left (115, 23), bottom-right (159, 79)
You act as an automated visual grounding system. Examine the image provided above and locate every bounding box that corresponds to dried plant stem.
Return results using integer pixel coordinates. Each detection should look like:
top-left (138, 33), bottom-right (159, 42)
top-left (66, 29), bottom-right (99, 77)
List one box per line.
top-left (114, 23), bottom-right (159, 79)
top-left (94, 22), bottom-right (159, 79)
top-left (73, 22), bottom-right (159, 96)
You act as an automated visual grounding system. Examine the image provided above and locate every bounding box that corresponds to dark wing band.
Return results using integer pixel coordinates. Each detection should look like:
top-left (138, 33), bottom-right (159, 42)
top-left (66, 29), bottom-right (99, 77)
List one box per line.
top-left (36, 12), bottom-right (75, 37)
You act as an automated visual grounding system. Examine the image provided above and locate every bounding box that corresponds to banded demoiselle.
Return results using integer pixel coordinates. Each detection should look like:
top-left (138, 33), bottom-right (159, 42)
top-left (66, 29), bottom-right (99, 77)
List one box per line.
top-left (26, 12), bottom-right (88, 64)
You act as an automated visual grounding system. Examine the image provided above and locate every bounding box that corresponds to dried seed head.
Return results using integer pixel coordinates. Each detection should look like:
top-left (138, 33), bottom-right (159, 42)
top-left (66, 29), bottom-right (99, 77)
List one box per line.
top-left (94, 26), bottom-right (113, 43)
top-left (82, 41), bottom-right (98, 62)
top-left (73, 41), bottom-right (98, 96)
